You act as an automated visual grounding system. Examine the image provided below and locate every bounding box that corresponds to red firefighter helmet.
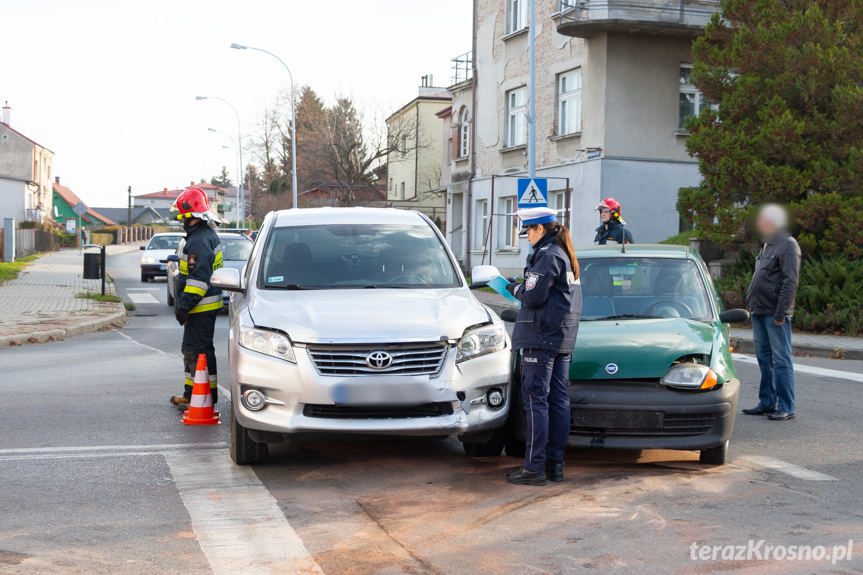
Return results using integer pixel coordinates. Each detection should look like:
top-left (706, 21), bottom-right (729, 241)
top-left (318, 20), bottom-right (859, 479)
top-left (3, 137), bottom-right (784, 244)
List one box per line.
top-left (596, 197), bottom-right (622, 216)
top-left (172, 187), bottom-right (215, 221)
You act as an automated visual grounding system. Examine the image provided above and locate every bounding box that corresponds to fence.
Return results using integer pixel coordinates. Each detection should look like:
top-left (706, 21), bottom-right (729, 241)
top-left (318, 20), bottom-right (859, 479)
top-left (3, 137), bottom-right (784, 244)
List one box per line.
top-left (116, 227), bottom-right (156, 244)
top-left (14, 229), bottom-right (58, 259)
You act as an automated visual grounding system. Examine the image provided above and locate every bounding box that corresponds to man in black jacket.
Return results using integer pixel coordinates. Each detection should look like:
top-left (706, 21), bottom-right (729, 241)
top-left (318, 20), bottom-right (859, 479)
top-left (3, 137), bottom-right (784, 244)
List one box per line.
top-left (742, 204), bottom-right (801, 421)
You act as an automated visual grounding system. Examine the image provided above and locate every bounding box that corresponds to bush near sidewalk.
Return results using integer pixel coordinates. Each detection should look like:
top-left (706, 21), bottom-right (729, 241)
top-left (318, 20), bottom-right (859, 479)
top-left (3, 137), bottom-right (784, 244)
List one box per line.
top-left (716, 251), bottom-right (863, 336)
top-left (0, 254), bottom-right (41, 283)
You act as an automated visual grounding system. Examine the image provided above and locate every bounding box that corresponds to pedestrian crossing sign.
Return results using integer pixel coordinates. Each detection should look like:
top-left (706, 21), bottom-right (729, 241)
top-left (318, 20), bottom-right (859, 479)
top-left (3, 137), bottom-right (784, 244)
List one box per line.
top-left (517, 178), bottom-right (548, 208)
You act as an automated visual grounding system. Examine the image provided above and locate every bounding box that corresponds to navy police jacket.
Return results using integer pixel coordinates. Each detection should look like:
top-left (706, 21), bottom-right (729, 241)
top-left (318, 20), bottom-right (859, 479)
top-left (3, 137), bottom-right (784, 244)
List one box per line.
top-left (507, 233), bottom-right (582, 353)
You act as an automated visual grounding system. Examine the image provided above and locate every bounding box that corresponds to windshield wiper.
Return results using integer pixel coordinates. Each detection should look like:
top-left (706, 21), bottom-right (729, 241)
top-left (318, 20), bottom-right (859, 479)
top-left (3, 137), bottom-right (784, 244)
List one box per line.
top-left (268, 283), bottom-right (308, 290)
top-left (591, 314), bottom-right (664, 320)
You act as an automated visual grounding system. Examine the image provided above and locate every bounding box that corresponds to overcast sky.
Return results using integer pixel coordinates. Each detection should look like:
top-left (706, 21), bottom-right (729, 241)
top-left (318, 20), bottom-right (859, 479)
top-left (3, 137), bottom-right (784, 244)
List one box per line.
top-left (3, 0), bottom-right (472, 208)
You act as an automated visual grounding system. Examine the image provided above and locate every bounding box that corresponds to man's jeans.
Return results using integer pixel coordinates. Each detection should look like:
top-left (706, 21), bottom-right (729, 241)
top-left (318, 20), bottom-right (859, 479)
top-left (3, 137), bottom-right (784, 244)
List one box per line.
top-left (751, 314), bottom-right (795, 414)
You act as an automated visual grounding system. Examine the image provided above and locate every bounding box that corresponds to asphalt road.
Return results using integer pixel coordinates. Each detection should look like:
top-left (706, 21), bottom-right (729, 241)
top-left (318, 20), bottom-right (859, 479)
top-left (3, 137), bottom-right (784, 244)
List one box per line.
top-left (1, 250), bottom-right (862, 575)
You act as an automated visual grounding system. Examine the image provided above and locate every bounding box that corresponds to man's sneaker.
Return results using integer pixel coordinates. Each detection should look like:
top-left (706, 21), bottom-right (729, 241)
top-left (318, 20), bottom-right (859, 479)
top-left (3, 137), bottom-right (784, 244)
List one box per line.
top-left (169, 396), bottom-right (190, 412)
top-left (545, 461), bottom-right (564, 482)
top-left (506, 467), bottom-right (547, 486)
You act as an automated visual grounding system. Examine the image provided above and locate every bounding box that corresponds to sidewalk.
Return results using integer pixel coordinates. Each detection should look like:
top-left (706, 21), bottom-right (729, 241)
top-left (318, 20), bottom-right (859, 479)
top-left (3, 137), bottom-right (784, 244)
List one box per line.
top-left (0, 244), bottom-right (142, 346)
top-left (473, 290), bottom-right (863, 360)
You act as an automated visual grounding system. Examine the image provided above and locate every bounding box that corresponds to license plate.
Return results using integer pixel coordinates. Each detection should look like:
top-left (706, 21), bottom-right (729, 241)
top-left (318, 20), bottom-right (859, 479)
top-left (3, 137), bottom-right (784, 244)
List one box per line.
top-left (571, 409), bottom-right (662, 429)
top-left (159, 265), bottom-right (166, 270)
top-left (331, 382), bottom-right (433, 405)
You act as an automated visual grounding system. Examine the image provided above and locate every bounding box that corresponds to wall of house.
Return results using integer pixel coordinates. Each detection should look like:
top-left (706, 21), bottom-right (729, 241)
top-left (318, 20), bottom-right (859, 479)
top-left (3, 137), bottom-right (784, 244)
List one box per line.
top-left (387, 98), bottom-right (450, 205)
top-left (0, 178), bottom-right (27, 224)
top-left (0, 126), bottom-right (34, 181)
top-left (31, 146), bottom-right (54, 217)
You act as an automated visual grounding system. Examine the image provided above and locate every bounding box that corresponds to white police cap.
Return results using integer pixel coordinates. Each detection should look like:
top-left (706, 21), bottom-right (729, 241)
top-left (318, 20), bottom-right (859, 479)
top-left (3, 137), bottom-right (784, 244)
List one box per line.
top-left (517, 207), bottom-right (558, 231)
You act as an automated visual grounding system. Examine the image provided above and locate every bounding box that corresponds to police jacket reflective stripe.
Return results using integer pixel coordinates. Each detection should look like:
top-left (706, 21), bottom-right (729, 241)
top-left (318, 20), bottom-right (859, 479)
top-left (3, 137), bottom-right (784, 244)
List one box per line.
top-left (510, 233), bottom-right (582, 353)
top-left (177, 222), bottom-right (223, 314)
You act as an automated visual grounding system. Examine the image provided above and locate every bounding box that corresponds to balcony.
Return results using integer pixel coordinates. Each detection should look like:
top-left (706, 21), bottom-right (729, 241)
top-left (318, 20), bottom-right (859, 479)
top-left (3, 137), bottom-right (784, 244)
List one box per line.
top-left (557, 0), bottom-right (720, 38)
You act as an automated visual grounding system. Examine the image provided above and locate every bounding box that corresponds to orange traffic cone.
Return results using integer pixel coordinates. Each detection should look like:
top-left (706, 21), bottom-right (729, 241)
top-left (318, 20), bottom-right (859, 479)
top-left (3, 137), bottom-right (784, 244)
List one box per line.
top-left (182, 354), bottom-right (220, 426)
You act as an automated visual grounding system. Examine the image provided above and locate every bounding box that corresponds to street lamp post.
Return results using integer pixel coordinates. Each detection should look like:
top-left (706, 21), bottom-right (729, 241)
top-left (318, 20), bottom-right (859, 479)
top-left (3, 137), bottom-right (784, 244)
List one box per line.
top-left (230, 43), bottom-right (298, 209)
top-left (196, 96), bottom-right (245, 228)
top-left (208, 127), bottom-right (242, 226)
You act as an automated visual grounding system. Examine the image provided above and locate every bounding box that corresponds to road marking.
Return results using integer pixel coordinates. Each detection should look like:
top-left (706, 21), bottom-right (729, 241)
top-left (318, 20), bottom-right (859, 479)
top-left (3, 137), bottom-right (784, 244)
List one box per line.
top-left (741, 455), bottom-right (837, 481)
top-left (732, 353), bottom-right (863, 383)
top-left (163, 449), bottom-right (325, 575)
top-left (0, 442), bottom-right (226, 461)
top-left (127, 292), bottom-right (160, 304)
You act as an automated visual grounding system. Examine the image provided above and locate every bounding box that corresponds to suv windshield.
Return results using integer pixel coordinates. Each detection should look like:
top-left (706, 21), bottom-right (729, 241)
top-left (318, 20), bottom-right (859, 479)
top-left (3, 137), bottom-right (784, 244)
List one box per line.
top-left (147, 235), bottom-right (183, 250)
top-left (220, 237), bottom-right (253, 261)
top-left (579, 257), bottom-right (714, 321)
top-left (261, 223), bottom-right (459, 289)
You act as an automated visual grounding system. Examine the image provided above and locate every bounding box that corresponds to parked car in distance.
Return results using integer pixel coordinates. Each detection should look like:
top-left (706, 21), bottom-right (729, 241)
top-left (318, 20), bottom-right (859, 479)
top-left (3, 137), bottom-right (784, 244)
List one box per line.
top-left (246, 230), bottom-right (259, 241)
top-left (166, 232), bottom-right (253, 309)
top-left (488, 244), bottom-right (749, 466)
top-left (211, 207), bottom-right (512, 465)
top-left (139, 233), bottom-right (185, 282)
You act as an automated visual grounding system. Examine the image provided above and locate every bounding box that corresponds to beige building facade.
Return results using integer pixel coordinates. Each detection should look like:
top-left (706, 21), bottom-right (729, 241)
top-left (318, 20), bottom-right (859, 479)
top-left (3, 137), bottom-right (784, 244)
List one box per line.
top-left (444, 0), bottom-right (718, 275)
top-left (385, 87), bottom-right (452, 227)
top-left (0, 105), bottom-right (55, 225)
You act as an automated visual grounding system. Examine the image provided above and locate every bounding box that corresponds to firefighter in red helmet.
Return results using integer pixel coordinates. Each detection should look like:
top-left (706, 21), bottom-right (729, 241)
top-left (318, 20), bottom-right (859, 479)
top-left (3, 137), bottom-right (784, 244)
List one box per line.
top-left (169, 187), bottom-right (223, 410)
top-left (594, 197), bottom-right (633, 245)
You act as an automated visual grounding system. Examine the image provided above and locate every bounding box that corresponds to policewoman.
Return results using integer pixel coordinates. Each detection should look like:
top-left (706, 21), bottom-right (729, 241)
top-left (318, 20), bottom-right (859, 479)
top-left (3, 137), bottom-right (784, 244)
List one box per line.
top-left (505, 207), bottom-right (582, 486)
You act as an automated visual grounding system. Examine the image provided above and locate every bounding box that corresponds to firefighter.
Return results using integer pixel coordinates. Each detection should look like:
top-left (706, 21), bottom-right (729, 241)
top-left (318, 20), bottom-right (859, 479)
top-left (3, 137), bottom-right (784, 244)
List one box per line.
top-left (594, 197), bottom-right (633, 245)
top-left (169, 187), bottom-right (223, 411)
top-left (505, 207), bottom-right (583, 486)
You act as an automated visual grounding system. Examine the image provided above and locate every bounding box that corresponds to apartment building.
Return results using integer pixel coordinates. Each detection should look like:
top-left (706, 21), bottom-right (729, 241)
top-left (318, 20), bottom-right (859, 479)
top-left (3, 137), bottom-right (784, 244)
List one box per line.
top-left (0, 104), bottom-right (55, 225)
top-left (444, 0), bottom-right (718, 274)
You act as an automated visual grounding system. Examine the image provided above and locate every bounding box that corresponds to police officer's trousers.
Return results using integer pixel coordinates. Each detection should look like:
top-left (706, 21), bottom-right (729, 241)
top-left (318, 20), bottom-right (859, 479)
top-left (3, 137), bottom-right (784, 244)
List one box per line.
top-left (521, 349), bottom-right (572, 473)
top-left (181, 309), bottom-right (218, 403)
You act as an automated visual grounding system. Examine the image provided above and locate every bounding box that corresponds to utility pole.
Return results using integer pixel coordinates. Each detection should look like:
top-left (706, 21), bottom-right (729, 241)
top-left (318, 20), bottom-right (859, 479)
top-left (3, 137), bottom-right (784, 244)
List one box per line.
top-left (127, 186), bottom-right (132, 228)
top-left (528, 0), bottom-right (537, 179)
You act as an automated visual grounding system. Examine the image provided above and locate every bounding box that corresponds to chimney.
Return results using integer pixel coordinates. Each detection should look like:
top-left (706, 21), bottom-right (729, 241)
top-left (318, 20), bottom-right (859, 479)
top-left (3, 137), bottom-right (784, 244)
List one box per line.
top-left (55, 176), bottom-right (60, 184)
top-left (2, 101), bottom-right (10, 126)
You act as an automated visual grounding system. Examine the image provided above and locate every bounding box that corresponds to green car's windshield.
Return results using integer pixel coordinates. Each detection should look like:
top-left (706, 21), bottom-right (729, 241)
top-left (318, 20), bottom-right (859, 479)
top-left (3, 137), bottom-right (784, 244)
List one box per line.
top-left (579, 257), bottom-right (714, 322)
top-left (261, 223), bottom-right (459, 290)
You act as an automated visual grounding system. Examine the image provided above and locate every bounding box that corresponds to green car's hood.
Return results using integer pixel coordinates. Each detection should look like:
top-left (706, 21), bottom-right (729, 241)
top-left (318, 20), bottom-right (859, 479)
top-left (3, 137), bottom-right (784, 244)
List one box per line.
top-left (571, 318), bottom-right (718, 380)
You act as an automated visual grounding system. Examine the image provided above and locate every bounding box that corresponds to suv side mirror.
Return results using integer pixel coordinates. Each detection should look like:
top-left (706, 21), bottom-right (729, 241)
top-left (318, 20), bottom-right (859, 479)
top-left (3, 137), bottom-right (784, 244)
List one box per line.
top-left (471, 265), bottom-right (502, 288)
top-left (211, 267), bottom-right (243, 293)
top-left (719, 309), bottom-right (749, 324)
top-left (167, 254), bottom-right (180, 263)
top-left (139, 246), bottom-right (146, 250)
top-left (499, 308), bottom-right (519, 322)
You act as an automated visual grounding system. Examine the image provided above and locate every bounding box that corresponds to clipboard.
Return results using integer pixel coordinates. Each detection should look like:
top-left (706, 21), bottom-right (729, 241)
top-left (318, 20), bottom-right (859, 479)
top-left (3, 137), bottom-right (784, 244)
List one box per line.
top-left (487, 275), bottom-right (521, 308)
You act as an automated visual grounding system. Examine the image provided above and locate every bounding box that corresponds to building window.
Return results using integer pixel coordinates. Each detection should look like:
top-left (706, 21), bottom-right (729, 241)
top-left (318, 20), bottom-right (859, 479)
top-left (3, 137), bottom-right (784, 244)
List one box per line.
top-left (506, 0), bottom-right (527, 34)
top-left (400, 182), bottom-right (406, 200)
top-left (557, 69), bottom-right (582, 136)
top-left (500, 197), bottom-right (519, 249)
top-left (458, 106), bottom-right (470, 158)
top-left (400, 135), bottom-right (408, 158)
top-left (476, 199), bottom-right (488, 249)
top-left (679, 64), bottom-right (708, 130)
top-left (506, 88), bottom-right (527, 148)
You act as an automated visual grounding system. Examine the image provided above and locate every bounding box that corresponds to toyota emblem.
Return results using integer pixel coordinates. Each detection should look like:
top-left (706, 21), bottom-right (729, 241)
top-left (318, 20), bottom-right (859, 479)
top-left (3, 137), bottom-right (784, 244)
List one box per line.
top-left (366, 351), bottom-right (393, 370)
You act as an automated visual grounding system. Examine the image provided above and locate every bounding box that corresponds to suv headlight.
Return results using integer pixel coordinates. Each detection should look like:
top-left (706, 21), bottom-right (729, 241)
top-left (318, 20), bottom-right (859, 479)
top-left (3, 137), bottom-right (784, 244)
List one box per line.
top-left (457, 323), bottom-right (506, 362)
top-left (239, 326), bottom-right (296, 363)
top-left (661, 363), bottom-right (718, 390)
top-left (142, 256), bottom-right (155, 264)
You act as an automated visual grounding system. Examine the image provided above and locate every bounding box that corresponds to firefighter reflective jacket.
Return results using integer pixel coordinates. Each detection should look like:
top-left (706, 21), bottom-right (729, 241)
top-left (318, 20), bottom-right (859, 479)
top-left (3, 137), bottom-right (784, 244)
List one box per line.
top-left (177, 222), bottom-right (223, 314)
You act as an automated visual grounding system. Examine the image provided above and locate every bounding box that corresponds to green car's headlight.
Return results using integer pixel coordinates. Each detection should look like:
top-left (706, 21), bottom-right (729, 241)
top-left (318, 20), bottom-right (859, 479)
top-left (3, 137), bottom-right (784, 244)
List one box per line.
top-left (457, 323), bottom-right (506, 362)
top-left (239, 326), bottom-right (296, 363)
top-left (661, 363), bottom-right (718, 390)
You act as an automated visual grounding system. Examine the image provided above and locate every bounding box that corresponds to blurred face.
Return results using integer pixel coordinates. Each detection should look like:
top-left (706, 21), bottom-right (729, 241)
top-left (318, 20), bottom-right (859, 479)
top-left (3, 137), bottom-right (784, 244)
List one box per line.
top-left (525, 224), bottom-right (545, 245)
top-left (599, 208), bottom-right (612, 223)
top-left (756, 215), bottom-right (779, 237)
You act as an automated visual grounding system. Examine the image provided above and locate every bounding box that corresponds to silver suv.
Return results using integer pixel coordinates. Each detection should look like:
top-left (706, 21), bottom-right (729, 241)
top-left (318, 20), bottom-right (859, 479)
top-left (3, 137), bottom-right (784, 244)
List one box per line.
top-left (212, 208), bottom-right (512, 464)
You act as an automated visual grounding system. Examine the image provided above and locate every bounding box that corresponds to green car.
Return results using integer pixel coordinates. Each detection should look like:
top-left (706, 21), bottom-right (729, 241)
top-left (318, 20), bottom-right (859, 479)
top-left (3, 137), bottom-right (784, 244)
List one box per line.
top-left (495, 244), bottom-right (749, 465)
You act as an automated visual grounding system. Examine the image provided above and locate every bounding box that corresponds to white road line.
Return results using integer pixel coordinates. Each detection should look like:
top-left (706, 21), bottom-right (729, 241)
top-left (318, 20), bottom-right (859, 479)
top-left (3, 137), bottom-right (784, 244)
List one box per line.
top-left (164, 449), bottom-right (325, 575)
top-left (0, 442), bottom-right (225, 456)
top-left (732, 353), bottom-right (863, 383)
top-left (741, 455), bottom-right (837, 481)
top-left (127, 292), bottom-right (160, 304)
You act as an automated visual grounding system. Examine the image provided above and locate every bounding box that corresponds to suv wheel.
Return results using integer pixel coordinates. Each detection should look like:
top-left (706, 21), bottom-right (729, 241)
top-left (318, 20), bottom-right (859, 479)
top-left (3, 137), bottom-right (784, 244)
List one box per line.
top-left (230, 410), bottom-right (268, 465)
top-left (166, 284), bottom-right (174, 306)
top-left (463, 427), bottom-right (505, 457)
top-left (699, 440), bottom-right (728, 465)
top-left (141, 271), bottom-right (149, 282)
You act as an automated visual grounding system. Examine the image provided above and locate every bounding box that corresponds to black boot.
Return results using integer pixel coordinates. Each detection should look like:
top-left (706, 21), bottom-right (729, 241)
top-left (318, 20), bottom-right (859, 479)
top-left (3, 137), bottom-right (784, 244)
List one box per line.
top-left (506, 467), bottom-right (547, 486)
top-left (545, 461), bottom-right (564, 482)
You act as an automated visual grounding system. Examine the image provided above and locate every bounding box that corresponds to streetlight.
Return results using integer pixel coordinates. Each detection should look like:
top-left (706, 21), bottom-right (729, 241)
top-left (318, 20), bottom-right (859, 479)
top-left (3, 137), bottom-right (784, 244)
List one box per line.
top-left (230, 42), bottom-right (298, 209)
top-left (208, 127), bottom-right (241, 226)
top-left (196, 96), bottom-right (245, 228)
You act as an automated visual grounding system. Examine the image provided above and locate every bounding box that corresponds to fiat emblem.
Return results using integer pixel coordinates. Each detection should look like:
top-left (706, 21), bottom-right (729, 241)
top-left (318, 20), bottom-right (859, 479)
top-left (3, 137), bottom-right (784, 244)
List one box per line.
top-left (605, 363), bottom-right (619, 375)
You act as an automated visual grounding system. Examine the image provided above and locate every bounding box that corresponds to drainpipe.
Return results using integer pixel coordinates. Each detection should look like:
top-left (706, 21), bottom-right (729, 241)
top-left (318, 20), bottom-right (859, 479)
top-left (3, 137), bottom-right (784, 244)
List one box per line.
top-left (465, 0), bottom-right (478, 273)
top-left (414, 102), bottom-right (420, 201)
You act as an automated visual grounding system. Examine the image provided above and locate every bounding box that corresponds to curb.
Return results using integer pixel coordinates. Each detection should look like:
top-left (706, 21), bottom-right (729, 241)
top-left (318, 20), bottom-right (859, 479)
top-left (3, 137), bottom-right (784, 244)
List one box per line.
top-left (0, 309), bottom-right (127, 346)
